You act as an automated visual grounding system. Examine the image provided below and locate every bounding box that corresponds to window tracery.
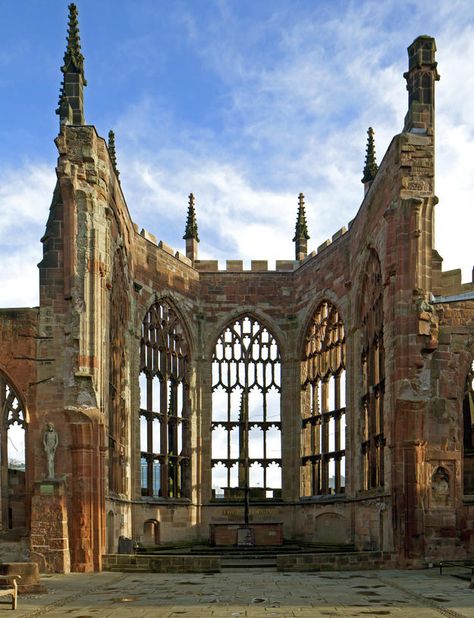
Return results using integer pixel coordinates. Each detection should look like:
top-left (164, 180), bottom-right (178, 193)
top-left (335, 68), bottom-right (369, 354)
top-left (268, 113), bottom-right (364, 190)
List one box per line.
top-left (211, 316), bottom-right (281, 501)
top-left (139, 300), bottom-right (190, 498)
top-left (360, 250), bottom-right (385, 490)
top-left (0, 374), bottom-right (26, 528)
top-left (301, 301), bottom-right (346, 496)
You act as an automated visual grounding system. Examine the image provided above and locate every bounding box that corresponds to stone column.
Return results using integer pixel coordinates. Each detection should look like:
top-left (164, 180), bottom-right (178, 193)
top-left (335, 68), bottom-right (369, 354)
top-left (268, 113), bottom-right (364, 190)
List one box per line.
top-left (69, 422), bottom-right (96, 572)
top-left (30, 480), bottom-right (70, 573)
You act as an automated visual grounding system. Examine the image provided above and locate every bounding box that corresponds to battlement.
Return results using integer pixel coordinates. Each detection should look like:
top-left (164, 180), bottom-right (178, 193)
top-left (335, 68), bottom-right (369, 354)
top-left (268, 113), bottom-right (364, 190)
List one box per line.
top-left (136, 221), bottom-right (351, 274)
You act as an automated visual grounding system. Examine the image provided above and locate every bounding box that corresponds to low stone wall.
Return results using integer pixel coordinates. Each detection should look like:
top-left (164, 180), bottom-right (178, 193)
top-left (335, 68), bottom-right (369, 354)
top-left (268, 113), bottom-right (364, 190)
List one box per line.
top-left (277, 551), bottom-right (397, 571)
top-left (0, 562), bottom-right (46, 594)
top-left (103, 554), bottom-right (220, 573)
top-left (210, 523), bottom-right (283, 546)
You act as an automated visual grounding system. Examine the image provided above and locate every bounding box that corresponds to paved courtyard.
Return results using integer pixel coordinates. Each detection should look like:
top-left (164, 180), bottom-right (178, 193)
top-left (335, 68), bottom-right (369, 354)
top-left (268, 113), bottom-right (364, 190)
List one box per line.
top-left (4, 568), bottom-right (474, 617)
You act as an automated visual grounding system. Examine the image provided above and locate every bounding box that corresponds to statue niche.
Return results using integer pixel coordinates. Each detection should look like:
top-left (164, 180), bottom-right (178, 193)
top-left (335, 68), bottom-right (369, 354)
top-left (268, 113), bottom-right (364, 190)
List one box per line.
top-left (431, 466), bottom-right (450, 507)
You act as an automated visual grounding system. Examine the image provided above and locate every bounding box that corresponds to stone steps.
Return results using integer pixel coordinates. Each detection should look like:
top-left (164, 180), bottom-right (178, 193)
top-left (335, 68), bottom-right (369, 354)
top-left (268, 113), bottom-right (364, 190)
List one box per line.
top-left (221, 557), bottom-right (277, 570)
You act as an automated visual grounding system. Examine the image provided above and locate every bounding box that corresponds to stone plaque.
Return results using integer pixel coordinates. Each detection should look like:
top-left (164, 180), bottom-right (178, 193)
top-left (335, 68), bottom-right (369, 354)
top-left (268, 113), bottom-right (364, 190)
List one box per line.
top-left (237, 527), bottom-right (254, 546)
top-left (39, 484), bottom-right (54, 495)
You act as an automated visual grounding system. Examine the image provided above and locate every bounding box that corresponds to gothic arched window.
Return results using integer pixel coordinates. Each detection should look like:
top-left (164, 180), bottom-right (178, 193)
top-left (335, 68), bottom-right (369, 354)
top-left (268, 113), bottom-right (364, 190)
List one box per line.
top-left (211, 316), bottom-right (281, 501)
top-left (360, 251), bottom-right (385, 490)
top-left (463, 361), bottom-right (474, 495)
top-left (139, 300), bottom-right (190, 498)
top-left (301, 301), bottom-right (346, 496)
top-left (0, 374), bottom-right (27, 529)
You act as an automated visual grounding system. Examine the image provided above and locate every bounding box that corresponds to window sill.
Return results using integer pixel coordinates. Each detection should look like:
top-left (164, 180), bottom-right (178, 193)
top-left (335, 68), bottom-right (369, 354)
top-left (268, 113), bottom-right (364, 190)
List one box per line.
top-left (299, 493), bottom-right (347, 504)
top-left (139, 497), bottom-right (192, 505)
top-left (208, 498), bottom-right (284, 505)
top-left (356, 488), bottom-right (387, 499)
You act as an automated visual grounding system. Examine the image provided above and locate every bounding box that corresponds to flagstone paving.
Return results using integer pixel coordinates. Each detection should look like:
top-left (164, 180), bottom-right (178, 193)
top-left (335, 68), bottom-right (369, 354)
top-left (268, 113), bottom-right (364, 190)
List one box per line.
top-left (4, 568), bottom-right (474, 617)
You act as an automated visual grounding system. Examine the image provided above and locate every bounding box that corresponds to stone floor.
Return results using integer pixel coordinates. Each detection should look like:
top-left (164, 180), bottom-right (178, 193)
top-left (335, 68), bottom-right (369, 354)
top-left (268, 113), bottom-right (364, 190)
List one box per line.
top-left (4, 568), bottom-right (474, 617)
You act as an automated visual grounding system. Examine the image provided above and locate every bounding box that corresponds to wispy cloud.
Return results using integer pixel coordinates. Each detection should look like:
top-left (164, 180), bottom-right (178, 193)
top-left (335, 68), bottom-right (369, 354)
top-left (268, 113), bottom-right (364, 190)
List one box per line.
top-left (115, 0), bottom-right (473, 280)
top-left (1, 0), bottom-right (472, 314)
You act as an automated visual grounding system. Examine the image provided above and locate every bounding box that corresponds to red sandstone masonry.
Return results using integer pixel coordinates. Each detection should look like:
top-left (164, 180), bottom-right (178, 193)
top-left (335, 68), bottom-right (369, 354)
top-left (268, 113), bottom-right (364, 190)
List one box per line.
top-left (1, 40), bottom-right (473, 573)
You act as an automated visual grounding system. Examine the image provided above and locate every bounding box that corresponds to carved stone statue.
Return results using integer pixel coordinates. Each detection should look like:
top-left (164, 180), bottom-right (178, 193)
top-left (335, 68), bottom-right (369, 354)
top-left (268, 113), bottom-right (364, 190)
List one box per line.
top-left (43, 422), bottom-right (59, 480)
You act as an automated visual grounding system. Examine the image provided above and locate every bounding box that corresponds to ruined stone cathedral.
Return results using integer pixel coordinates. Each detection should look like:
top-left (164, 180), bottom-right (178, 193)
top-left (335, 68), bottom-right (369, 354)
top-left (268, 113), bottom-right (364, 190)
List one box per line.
top-left (0, 4), bottom-right (473, 574)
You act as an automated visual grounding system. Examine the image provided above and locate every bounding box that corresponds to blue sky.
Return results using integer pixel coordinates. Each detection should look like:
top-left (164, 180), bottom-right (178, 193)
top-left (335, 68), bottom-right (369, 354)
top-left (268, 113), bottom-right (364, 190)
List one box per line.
top-left (0, 0), bottom-right (473, 306)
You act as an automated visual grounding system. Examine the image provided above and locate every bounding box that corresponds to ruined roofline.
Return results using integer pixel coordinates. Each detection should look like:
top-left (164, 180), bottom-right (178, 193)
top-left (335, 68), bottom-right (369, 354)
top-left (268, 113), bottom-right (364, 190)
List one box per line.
top-left (56, 124), bottom-right (135, 235)
top-left (64, 126), bottom-right (434, 278)
top-left (57, 32), bottom-right (445, 277)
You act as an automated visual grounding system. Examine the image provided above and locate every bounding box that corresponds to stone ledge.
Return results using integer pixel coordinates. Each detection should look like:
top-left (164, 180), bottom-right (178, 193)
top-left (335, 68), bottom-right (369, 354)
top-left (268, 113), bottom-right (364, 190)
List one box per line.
top-left (103, 554), bottom-right (220, 574)
top-left (276, 551), bottom-right (397, 572)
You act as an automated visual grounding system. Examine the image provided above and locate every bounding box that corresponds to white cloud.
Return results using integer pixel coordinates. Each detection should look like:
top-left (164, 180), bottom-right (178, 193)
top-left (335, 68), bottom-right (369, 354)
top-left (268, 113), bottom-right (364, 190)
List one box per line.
top-left (1, 0), bottom-right (473, 315)
top-left (0, 164), bottom-right (54, 307)
top-left (115, 0), bottom-right (473, 281)
top-left (0, 249), bottom-right (41, 308)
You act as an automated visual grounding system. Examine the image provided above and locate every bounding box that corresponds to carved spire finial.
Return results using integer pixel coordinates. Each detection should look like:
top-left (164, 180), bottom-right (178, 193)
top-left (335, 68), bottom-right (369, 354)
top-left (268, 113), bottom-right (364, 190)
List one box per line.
top-left (293, 193), bottom-right (310, 261)
top-left (56, 3), bottom-right (87, 126)
top-left (108, 130), bottom-right (120, 178)
top-left (361, 127), bottom-right (378, 184)
top-left (183, 193), bottom-right (200, 242)
top-left (183, 193), bottom-right (199, 262)
top-left (62, 3), bottom-right (86, 77)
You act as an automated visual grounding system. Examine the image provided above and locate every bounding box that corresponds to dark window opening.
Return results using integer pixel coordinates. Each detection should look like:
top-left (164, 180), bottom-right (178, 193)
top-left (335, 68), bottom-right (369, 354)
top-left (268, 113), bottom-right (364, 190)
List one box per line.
top-left (360, 251), bottom-right (385, 490)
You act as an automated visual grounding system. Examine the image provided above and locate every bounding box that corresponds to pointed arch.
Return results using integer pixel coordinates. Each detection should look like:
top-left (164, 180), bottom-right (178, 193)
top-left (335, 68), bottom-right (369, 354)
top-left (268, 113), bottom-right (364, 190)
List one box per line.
top-left (0, 369), bottom-right (27, 529)
top-left (206, 307), bottom-right (286, 362)
top-left (300, 300), bottom-right (346, 496)
top-left (297, 290), bottom-right (347, 363)
top-left (139, 298), bottom-right (191, 498)
top-left (211, 315), bottom-right (282, 501)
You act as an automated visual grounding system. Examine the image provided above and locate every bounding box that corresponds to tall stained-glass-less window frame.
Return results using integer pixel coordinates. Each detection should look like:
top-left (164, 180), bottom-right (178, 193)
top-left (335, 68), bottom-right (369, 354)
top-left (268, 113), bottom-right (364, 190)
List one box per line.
top-left (139, 300), bottom-right (190, 498)
top-left (301, 301), bottom-right (346, 496)
top-left (360, 250), bottom-right (385, 490)
top-left (211, 316), bottom-right (282, 501)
